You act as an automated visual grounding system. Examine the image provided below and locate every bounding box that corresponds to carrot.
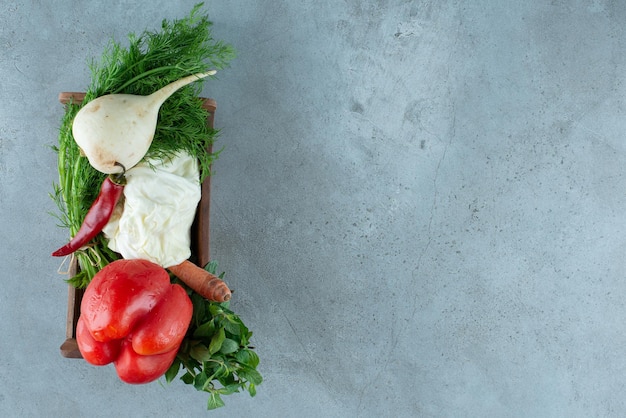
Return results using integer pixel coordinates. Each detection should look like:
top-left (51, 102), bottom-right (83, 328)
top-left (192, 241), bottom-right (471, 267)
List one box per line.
top-left (168, 260), bottom-right (231, 302)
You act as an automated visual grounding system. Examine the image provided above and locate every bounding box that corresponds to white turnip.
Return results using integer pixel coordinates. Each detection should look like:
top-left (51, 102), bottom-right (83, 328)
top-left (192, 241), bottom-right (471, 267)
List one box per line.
top-left (72, 71), bottom-right (216, 174)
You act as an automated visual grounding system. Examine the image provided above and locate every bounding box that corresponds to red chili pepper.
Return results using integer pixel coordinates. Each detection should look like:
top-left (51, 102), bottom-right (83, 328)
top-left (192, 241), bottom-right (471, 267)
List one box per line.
top-left (52, 173), bottom-right (125, 257)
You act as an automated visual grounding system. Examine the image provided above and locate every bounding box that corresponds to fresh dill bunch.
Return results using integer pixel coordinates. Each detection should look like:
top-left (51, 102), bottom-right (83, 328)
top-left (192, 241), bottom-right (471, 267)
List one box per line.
top-left (52, 3), bottom-right (235, 286)
top-left (87, 3), bottom-right (234, 98)
top-left (84, 2), bottom-right (234, 181)
top-left (53, 103), bottom-right (115, 286)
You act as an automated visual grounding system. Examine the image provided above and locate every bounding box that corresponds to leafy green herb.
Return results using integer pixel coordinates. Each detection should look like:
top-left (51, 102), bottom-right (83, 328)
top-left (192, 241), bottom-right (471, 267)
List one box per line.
top-left (52, 104), bottom-right (113, 285)
top-left (168, 261), bottom-right (262, 410)
top-left (52, 3), bottom-right (234, 284)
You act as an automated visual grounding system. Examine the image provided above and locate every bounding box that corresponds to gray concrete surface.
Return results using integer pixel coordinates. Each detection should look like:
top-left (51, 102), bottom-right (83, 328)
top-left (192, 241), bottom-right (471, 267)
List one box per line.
top-left (2, 0), bottom-right (626, 416)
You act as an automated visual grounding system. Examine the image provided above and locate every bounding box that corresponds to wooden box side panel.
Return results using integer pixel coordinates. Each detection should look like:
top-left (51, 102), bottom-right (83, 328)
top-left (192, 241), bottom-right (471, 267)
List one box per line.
top-left (57, 93), bottom-right (215, 358)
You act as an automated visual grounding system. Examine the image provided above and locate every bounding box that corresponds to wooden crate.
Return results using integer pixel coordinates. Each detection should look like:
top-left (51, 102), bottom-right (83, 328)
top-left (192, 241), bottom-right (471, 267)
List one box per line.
top-left (57, 93), bottom-right (216, 358)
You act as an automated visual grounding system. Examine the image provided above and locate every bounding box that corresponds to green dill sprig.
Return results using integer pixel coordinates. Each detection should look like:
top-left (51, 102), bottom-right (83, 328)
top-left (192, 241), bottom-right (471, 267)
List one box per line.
top-left (53, 102), bottom-right (114, 286)
top-left (86, 3), bottom-right (235, 99)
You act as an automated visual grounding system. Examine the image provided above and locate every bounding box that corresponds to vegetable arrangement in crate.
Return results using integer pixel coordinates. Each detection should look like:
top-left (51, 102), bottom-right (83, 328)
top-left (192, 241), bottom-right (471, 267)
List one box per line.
top-left (50, 4), bottom-right (261, 410)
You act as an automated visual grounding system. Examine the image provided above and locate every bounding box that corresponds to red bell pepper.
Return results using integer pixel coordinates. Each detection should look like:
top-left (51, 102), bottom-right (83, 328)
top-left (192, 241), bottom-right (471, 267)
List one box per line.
top-left (76, 259), bottom-right (193, 384)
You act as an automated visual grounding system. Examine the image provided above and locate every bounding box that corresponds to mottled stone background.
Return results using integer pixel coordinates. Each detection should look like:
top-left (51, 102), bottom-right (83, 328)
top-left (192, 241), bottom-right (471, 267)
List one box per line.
top-left (2, 1), bottom-right (625, 416)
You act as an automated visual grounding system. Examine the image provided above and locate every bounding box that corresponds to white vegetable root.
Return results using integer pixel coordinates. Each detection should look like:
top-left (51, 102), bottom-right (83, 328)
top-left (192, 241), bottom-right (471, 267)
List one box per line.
top-left (72, 71), bottom-right (216, 174)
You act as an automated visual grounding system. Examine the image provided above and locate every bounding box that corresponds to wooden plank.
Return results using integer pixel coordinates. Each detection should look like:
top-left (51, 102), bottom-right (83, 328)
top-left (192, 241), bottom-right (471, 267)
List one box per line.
top-left (59, 259), bottom-right (83, 358)
top-left (192, 98), bottom-right (216, 269)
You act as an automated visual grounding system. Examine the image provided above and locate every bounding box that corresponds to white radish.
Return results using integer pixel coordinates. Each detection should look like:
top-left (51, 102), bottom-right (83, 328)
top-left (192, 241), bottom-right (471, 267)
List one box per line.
top-left (72, 71), bottom-right (216, 174)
